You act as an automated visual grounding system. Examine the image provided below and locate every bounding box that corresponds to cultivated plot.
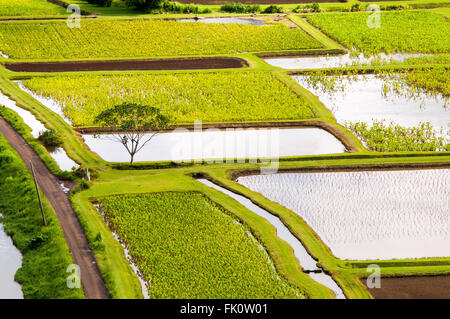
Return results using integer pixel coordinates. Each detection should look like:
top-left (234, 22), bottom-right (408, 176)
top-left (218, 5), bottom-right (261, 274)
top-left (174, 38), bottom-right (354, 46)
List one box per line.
top-left (0, 19), bottom-right (322, 60)
top-left (306, 11), bottom-right (450, 55)
top-left (21, 72), bottom-right (316, 126)
top-left (97, 192), bottom-right (304, 298)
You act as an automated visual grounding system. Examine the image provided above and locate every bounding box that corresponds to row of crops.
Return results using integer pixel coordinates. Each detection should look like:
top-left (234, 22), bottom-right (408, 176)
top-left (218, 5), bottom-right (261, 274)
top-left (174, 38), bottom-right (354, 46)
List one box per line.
top-left (22, 71), bottom-right (316, 126)
top-left (97, 192), bottom-right (304, 299)
top-left (0, 19), bottom-right (322, 60)
top-left (307, 11), bottom-right (450, 55)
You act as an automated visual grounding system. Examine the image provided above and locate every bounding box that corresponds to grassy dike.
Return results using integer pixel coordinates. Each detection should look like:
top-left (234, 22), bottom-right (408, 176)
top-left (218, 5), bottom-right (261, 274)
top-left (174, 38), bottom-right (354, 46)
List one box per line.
top-left (0, 134), bottom-right (84, 299)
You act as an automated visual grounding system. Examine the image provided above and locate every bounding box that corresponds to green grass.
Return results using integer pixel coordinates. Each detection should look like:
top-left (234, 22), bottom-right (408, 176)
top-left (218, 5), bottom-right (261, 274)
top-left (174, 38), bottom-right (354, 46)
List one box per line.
top-left (306, 10), bottom-right (450, 55)
top-left (0, 135), bottom-right (84, 299)
top-left (22, 71), bottom-right (316, 126)
top-left (97, 192), bottom-right (306, 298)
top-left (0, 0), bottom-right (67, 17)
top-left (0, 19), bottom-right (322, 60)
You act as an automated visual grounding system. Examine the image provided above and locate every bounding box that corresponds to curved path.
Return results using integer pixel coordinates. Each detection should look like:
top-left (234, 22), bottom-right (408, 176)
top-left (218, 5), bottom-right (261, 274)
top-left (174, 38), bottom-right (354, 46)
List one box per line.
top-left (0, 117), bottom-right (109, 299)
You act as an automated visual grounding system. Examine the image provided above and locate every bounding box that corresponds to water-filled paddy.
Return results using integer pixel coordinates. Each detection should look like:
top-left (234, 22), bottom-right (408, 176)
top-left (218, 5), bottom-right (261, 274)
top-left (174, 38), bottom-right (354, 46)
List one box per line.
top-left (265, 53), bottom-right (426, 70)
top-left (178, 17), bottom-right (266, 26)
top-left (292, 74), bottom-right (449, 134)
top-left (83, 128), bottom-right (346, 163)
top-left (237, 169), bottom-right (450, 260)
top-left (0, 217), bottom-right (23, 299)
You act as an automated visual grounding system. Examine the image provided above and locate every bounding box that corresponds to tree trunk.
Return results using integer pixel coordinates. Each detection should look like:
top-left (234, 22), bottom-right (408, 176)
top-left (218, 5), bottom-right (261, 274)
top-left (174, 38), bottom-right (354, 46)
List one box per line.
top-left (130, 153), bottom-right (134, 165)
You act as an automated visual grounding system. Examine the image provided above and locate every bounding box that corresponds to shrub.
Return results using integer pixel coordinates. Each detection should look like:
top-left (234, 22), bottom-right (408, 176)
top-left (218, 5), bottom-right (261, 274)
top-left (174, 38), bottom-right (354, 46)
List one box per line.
top-left (262, 5), bottom-right (282, 14)
top-left (220, 2), bottom-right (260, 13)
top-left (295, 3), bottom-right (320, 13)
top-left (38, 129), bottom-right (63, 148)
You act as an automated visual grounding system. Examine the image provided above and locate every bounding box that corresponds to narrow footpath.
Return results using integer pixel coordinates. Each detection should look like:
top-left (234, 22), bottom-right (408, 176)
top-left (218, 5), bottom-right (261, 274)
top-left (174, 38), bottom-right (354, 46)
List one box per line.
top-left (0, 117), bottom-right (109, 299)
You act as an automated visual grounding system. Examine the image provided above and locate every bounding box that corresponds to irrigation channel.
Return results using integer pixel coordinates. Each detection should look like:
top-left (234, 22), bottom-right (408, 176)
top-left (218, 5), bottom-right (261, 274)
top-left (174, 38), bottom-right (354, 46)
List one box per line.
top-left (0, 214), bottom-right (23, 299)
top-left (197, 178), bottom-right (346, 299)
top-left (237, 169), bottom-right (450, 260)
top-left (265, 53), bottom-right (429, 69)
top-left (292, 74), bottom-right (449, 137)
top-left (0, 90), bottom-right (78, 171)
top-left (83, 128), bottom-right (346, 163)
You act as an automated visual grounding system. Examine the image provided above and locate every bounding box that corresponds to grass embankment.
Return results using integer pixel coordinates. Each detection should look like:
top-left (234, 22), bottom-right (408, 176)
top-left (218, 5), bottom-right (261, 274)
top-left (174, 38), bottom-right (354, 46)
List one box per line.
top-left (98, 192), bottom-right (306, 298)
top-left (0, 134), bottom-right (84, 299)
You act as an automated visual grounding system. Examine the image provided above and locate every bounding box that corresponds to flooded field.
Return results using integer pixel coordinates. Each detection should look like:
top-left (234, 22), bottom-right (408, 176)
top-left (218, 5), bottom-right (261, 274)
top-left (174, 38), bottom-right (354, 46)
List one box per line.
top-left (198, 179), bottom-right (345, 299)
top-left (0, 217), bottom-right (23, 299)
top-left (237, 169), bottom-right (450, 260)
top-left (292, 74), bottom-right (449, 134)
top-left (178, 17), bottom-right (266, 26)
top-left (266, 53), bottom-right (427, 70)
top-left (83, 128), bottom-right (346, 163)
top-left (0, 90), bottom-right (78, 171)
top-left (15, 81), bottom-right (71, 125)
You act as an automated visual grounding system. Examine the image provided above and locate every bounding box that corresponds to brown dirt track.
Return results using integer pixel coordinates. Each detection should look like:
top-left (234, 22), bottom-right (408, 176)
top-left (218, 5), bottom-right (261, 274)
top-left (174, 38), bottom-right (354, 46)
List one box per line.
top-left (362, 276), bottom-right (450, 299)
top-left (0, 117), bottom-right (109, 299)
top-left (5, 57), bottom-right (247, 73)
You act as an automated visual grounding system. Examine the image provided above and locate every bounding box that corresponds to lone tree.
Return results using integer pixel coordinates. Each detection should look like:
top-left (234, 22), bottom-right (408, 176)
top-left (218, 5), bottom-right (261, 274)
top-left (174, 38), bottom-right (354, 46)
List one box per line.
top-left (94, 103), bottom-right (169, 165)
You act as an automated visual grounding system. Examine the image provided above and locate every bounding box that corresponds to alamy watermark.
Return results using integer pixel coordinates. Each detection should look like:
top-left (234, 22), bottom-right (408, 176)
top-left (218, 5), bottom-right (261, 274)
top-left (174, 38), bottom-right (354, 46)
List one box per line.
top-left (366, 264), bottom-right (381, 289)
top-left (66, 264), bottom-right (81, 289)
top-left (366, 5), bottom-right (381, 29)
top-left (67, 4), bottom-right (81, 29)
top-left (170, 121), bottom-right (280, 174)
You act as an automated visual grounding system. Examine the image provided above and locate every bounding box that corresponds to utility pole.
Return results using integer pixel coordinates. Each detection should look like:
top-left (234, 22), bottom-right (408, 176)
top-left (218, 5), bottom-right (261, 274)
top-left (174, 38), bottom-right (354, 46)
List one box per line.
top-left (30, 161), bottom-right (47, 226)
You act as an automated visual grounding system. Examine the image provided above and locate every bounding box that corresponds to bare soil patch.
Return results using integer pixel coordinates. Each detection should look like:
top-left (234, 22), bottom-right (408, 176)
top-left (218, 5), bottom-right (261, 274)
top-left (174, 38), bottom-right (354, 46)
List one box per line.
top-left (362, 276), bottom-right (450, 299)
top-left (5, 57), bottom-right (247, 73)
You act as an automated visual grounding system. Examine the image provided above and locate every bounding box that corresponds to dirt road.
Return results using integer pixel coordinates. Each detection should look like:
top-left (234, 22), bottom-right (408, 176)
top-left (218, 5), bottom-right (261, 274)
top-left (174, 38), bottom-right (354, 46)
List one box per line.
top-left (0, 117), bottom-right (109, 299)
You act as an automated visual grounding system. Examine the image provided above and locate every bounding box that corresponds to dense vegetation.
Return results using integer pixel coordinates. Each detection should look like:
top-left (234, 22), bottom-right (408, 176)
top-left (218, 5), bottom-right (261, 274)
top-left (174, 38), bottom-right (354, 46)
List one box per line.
top-left (97, 192), bottom-right (304, 298)
top-left (0, 0), bottom-right (66, 17)
top-left (0, 19), bottom-right (321, 59)
top-left (23, 71), bottom-right (316, 126)
top-left (307, 11), bottom-right (450, 55)
top-left (0, 135), bottom-right (84, 298)
top-left (349, 120), bottom-right (449, 152)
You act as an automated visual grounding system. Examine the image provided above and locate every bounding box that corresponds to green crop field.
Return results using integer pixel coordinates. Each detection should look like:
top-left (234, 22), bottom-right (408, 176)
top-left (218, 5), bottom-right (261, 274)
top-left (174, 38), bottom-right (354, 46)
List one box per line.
top-left (0, 19), bottom-right (322, 60)
top-left (23, 71), bottom-right (316, 126)
top-left (97, 192), bottom-right (304, 299)
top-left (307, 10), bottom-right (450, 55)
top-left (0, 0), bottom-right (66, 17)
